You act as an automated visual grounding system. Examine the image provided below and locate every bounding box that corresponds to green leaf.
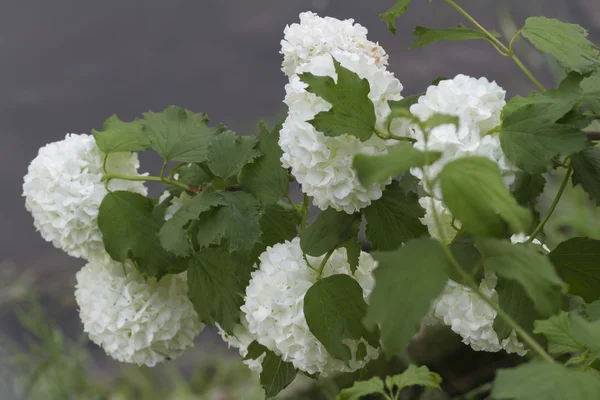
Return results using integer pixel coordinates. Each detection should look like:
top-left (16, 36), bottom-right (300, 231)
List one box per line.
top-left (386, 365), bottom-right (442, 393)
top-left (492, 362), bottom-right (600, 400)
top-left (581, 71), bottom-right (600, 115)
top-left (365, 239), bottom-right (451, 354)
top-left (187, 248), bottom-right (246, 333)
top-left (142, 106), bottom-right (223, 163)
top-left (388, 94), bottom-right (422, 111)
top-left (448, 232), bottom-right (482, 284)
top-left (410, 25), bottom-right (500, 49)
top-left (571, 314), bottom-right (600, 354)
top-left (92, 115), bottom-right (150, 154)
top-left (477, 239), bottom-right (567, 316)
top-left (521, 17), bottom-right (600, 74)
top-left (207, 130), bottom-right (261, 180)
top-left (550, 237), bottom-right (600, 303)
top-left (421, 113), bottom-right (459, 131)
top-left (304, 275), bottom-right (379, 363)
top-left (166, 163), bottom-right (212, 196)
top-left (244, 341), bottom-right (268, 361)
top-left (260, 349), bottom-right (297, 398)
top-left (587, 300), bottom-right (600, 321)
top-left (300, 208), bottom-right (361, 257)
top-left (511, 171), bottom-right (547, 209)
top-left (98, 191), bottom-right (177, 277)
top-left (196, 191), bottom-right (263, 254)
top-left (343, 237), bottom-right (362, 274)
top-left (533, 312), bottom-right (585, 355)
top-left (494, 278), bottom-right (540, 340)
top-left (353, 142), bottom-right (442, 186)
top-left (337, 377), bottom-right (385, 400)
top-left (439, 157), bottom-right (532, 237)
top-left (239, 121), bottom-right (289, 204)
top-left (259, 203), bottom-right (300, 247)
top-left (364, 181), bottom-right (428, 251)
top-left (380, 0), bottom-right (412, 35)
top-left (299, 58), bottom-right (376, 141)
top-left (159, 188), bottom-right (226, 257)
top-left (571, 147), bottom-right (600, 206)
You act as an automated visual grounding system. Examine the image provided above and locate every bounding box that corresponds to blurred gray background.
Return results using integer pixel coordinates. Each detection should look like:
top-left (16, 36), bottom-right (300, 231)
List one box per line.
top-left (1, 0), bottom-right (599, 377)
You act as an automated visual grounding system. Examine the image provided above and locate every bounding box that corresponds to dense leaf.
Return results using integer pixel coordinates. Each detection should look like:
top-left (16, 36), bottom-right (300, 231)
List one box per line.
top-left (492, 362), bottom-right (600, 400)
top-left (421, 113), bottom-right (459, 131)
top-left (587, 299), bottom-right (600, 321)
top-left (571, 314), bottom-right (600, 354)
top-left (386, 365), bottom-right (442, 394)
top-left (533, 312), bottom-right (585, 355)
top-left (159, 188), bottom-right (226, 256)
top-left (343, 237), bottom-right (362, 274)
top-left (511, 171), bottom-right (547, 209)
top-left (166, 163), bottom-right (212, 196)
top-left (410, 25), bottom-right (500, 49)
top-left (196, 191), bottom-right (263, 254)
top-left (299, 58), bottom-right (376, 141)
top-left (478, 239), bottom-right (567, 316)
top-left (550, 237), bottom-right (600, 302)
top-left (304, 275), bottom-right (379, 362)
top-left (365, 239), bottom-right (450, 354)
top-left (571, 147), bottom-right (600, 206)
top-left (364, 181), bottom-right (428, 251)
top-left (300, 208), bottom-right (361, 257)
top-left (98, 191), bottom-right (177, 277)
top-left (581, 71), bottom-right (600, 115)
top-left (207, 130), bottom-right (261, 180)
top-left (142, 106), bottom-right (222, 162)
top-left (354, 142), bottom-right (441, 186)
top-left (521, 17), bottom-right (600, 74)
top-left (439, 157), bottom-right (532, 237)
top-left (259, 203), bottom-right (300, 247)
top-left (239, 121), bottom-right (289, 204)
top-left (187, 248), bottom-right (246, 333)
top-left (92, 115), bottom-right (150, 154)
top-left (448, 232), bottom-right (482, 284)
top-left (260, 350), bottom-right (297, 398)
top-left (494, 278), bottom-right (540, 340)
top-left (380, 0), bottom-right (412, 35)
top-left (337, 377), bottom-right (385, 400)
top-left (387, 94), bottom-right (422, 111)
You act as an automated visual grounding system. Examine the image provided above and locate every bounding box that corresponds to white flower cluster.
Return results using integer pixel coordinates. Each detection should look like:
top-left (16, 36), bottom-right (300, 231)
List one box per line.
top-left (22, 133), bottom-right (147, 262)
top-left (75, 259), bottom-right (203, 367)
top-left (279, 12), bottom-right (407, 213)
top-left (241, 238), bottom-right (379, 376)
top-left (409, 74), bottom-right (516, 195)
top-left (217, 317), bottom-right (264, 374)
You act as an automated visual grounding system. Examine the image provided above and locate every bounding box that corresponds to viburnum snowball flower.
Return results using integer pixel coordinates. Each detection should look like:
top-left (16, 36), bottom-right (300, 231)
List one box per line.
top-left (217, 316), bottom-right (263, 374)
top-left (280, 52), bottom-right (406, 213)
top-left (418, 196), bottom-right (460, 244)
top-left (408, 75), bottom-right (517, 194)
top-left (75, 259), bottom-right (203, 367)
top-left (23, 134), bottom-right (147, 262)
top-left (241, 238), bottom-right (379, 376)
top-left (281, 12), bottom-right (388, 77)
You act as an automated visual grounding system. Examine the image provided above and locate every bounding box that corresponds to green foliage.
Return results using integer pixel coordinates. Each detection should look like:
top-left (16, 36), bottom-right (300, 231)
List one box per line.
top-left (520, 17), bottom-right (600, 74)
top-left (259, 203), bottom-right (300, 247)
top-left (387, 94), bottom-right (422, 111)
top-left (581, 71), bottom-right (600, 115)
top-left (300, 208), bottom-right (361, 257)
top-left (571, 146), bottom-right (600, 206)
top-left (477, 239), bottom-right (567, 316)
top-left (492, 362), bottom-right (600, 400)
top-left (353, 142), bottom-right (441, 186)
top-left (365, 239), bottom-right (450, 354)
top-left (448, 231), bottom-right (482, 283)
top-left (92, 114), bottom-right (150, 154)
top-left (98, 191), bottom-right (180, 277)
top-left (364, 181), bottom-right (428, 251)
top-left (439, 157), bottom-right (532, 237)
top-left (299, 58), bottom-right (376, 141)
top-left (380, 0), bottom-right (412, 34)
top-left (549, 237), bottom-right (600, 302)
top-left (142, 106), bottom-right (223, 163)
top-left (337, 376), bottom-right (385, 400)
top-left (533, 312), bottom-right (586, 355)
top-left (207, 130), bottom-right (261, 180)
top-left (343, 237), bottom-right (362, 274)
top-left (167, 163), bottom-right (212, 196)
top-left (239, 121), bottom-right (290, 204)
top-left (494, 278), bottom-right (541, 340)
top-left (511, 171), bottom-right (547, 212)
top-left (304, 275), bottom-right (379, 363)
top-left (410, 25), bottom-right (500, 49)
top-left (244, 342), bottom-right (297, 398)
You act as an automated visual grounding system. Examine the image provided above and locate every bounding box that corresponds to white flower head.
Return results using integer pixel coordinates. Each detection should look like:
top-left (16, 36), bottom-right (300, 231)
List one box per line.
top-left (281, 12), bottom-right (388, 77)
top-left (23, 134), bottom-right (147, 262)
top-left (217, 316), bottom-right (263, 374)
top-left (280, 51), bottom-right (406, 213)
top-left (408, 75), bottom-right (516, 195)
top-left (75, 259), bottom-right (203, 367)
top-left (241, 238), bottom-right (379, 376)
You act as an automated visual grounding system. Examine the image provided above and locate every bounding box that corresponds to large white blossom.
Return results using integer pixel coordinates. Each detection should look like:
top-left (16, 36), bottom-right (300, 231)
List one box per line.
top-left (23, 134), bottom-right (147, 262)
top-left (217, 316), bottom-right (264, 374)
top-left (241, 238), bottom-right (379, 376)
top-left (281, 11), bottom-right (388, 77)
top-left (75, 259), bottom-right (203, 367)
top-left (409, 75), bottom-right (516, 195)
top-left (280, 51), bottom-right (405, 213)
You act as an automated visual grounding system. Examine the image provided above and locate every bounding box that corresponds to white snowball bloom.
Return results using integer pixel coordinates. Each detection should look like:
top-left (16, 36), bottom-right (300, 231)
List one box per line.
top-left (408, 75), bottom-right (516, 195)
top-left (280, 52), bottom-right (405, 213)
top-left (159, 191), bottom-right (192, 221)
top-left (217, 316), bottom-right (264, 374)
top-left (418, 196), bottom-right (460, 244)
top-left (241, 238), bottom-right (379, 376)
top-left (75, 259), bottom-right (203, 367)
top-left (281, 11), bottom-right (388, 77)
top-left (23, 134), bottom-right (147, 262)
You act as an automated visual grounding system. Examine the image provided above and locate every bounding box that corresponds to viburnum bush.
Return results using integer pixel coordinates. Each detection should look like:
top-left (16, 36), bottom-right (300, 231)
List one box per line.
top-left (22, 0), bottom-right (600, 399)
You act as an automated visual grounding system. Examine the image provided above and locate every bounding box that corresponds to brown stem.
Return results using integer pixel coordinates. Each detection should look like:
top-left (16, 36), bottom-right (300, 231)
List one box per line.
top-left (585, 131), bottom-right (600, 141)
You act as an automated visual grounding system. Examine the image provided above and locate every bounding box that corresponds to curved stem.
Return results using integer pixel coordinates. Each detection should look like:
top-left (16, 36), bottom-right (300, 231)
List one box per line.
top-left (389, 134), bottom-right (416, 143)
top-left (169, 162), bottom-right (186, 180)
top-left (316, 250), bottom-right (334, 280)
top-left (102, 173), bottom-right (190, 190)
top-left (300, 193), bottom-right (310, 231)
top-left (526, 163), bottom-right (572, 243)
